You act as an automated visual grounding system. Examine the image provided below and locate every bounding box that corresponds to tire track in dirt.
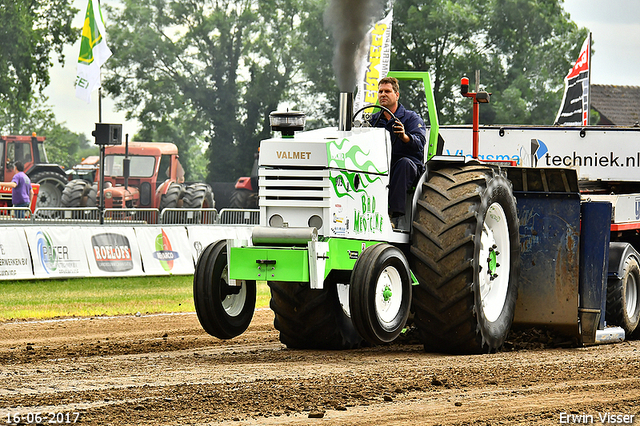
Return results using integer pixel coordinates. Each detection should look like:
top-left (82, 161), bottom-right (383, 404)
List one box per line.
top-left (1, 310), bottom-right (639, 425)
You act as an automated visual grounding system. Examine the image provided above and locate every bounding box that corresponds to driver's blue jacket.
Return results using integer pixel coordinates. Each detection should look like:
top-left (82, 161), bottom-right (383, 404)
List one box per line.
top-left (369, 103), bottom-right (427, 167)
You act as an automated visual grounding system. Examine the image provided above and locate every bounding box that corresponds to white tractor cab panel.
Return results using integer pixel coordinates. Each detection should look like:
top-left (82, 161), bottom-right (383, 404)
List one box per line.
top-left (258, 126), bottom-right (407, 243)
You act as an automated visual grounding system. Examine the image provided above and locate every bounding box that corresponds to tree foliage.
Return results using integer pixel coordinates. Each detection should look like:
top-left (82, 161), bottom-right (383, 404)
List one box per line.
top-left (0, 0), bottom-right (77, 133)
top-left (103, 0), bottom-right (588, 182)
top-left (13, 95), bottom-right (94, 169)
top-left (392, 0), bottom-right (587, 125)
top-left (103, 0), bottom-right (309, 182)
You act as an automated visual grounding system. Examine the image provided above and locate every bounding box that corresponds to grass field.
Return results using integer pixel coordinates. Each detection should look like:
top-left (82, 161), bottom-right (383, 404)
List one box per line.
top-left (0, 276), bottom-right (271, 321)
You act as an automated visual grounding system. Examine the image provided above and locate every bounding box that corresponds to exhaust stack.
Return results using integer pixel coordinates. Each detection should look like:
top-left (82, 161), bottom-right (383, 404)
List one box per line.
top-left (338, 92), bottom-right (353, 131)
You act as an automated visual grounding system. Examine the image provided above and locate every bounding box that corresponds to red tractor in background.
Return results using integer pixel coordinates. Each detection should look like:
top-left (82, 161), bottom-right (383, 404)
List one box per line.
top-left (61, 141), bottom-right (214, 211)
top-left (229, 149), bottom-right (259, 209)
top-left (0, 134), bottom-right (69, 209)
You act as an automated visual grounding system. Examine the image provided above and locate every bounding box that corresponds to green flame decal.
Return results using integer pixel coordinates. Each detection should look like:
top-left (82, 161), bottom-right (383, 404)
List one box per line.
top-left (328, 138), bottom-right (384, 174)
top-left (330, 171), bottom-right (383, 200)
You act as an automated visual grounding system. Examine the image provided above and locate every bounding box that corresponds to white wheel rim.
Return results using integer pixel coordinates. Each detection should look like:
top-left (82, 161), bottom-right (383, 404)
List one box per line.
top-left (220, 265), bottom-right (247, 317)
top-left (626, 270), bottom-right (638, 318)
top-left (375, 265), bottom-right (403, 328)
top-left (37, 180), bottom-right (63, 208)
top-left (478, 202), bottom-right (511, 323)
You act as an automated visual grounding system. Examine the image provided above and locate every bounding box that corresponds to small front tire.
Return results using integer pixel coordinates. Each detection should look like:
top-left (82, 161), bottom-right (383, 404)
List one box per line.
top-left (193, 240), bottom-right (256, 339)
top-left (349, 243), bottom-right (412, 345)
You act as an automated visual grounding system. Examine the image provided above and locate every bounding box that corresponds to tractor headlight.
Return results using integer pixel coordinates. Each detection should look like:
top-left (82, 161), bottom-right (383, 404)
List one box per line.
top-left (105, 191), bottom-right (113, 199)
top-left (269, 214), bottom-right (284, 227)
top-left (308, 215), bottom-right (323, 230)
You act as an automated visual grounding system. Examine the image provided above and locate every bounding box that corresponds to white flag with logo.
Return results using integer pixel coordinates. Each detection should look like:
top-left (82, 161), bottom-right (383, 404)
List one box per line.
top-left (75, 0), bottom-right (112, 103)
top-left (354, 10), bottom-right (393, 114)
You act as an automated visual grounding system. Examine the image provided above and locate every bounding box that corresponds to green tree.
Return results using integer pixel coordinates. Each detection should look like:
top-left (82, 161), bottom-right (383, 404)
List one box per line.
top-left (0, 0), bottom-right (77, 133)
top-left (16, 95), bottom-right (93, 169)
top-left (104, 0), bottom-right (307, 182)
top-left (391, 0), bottom-right (588, 125)
top-left (103, 0), bottom-right (590, 179)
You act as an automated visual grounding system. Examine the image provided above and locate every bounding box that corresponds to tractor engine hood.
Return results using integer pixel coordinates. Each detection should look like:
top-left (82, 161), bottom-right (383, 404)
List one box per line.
top-left (259, 127), bottom-right (390, 175)
top-left (261, 91), bottom-right (390, 174)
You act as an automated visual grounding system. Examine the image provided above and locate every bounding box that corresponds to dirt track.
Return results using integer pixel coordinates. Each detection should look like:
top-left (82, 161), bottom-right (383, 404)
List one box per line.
top-left (1, 309), bottom-right (639, 425)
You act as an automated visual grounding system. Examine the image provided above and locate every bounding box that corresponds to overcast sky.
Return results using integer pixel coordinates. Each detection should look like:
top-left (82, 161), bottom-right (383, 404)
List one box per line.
top-left (44, 0), bottom-right (640, 139)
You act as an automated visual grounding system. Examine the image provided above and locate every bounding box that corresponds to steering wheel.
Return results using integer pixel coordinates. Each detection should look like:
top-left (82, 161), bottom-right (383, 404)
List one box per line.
top-left (352, 104), bottom-right (397, 127)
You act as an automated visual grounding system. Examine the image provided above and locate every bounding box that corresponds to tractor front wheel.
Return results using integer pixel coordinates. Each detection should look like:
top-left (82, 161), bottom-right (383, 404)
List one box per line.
top-left (349, 243), bottom-right (412, 345)
top-left (193, 240), bottom-right (256, 339)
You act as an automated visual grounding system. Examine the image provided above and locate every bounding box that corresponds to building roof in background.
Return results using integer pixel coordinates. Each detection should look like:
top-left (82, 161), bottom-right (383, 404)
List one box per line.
top-left (591, 84), bottom-right (640, 126)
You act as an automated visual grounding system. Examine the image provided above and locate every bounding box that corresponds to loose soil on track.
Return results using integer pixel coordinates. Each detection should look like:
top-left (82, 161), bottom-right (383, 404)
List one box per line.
top-left (1, 310), bottom-right (639, 425)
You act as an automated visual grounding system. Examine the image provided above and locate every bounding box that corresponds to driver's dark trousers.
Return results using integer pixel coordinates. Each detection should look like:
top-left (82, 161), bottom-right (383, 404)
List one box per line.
top-left (388, 157), bottom-right (423, 216)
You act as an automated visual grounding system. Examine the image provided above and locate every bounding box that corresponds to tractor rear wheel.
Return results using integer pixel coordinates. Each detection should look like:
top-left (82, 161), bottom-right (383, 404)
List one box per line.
top-left (193, 240), bottom-right (256, 339)
top-left (86, 184), bottom-right (98, 207)
top-left (349, 243), bottom-right (412, 345)
top-left (410, 163), bottom-right (520, 354)
top-left (159, 183), bottom-right (185, 210)
top-left (607, 253), bottom-right (640, 336)
top-left (269, 281), bottom-right (364, 349)
top-left (183, 183), bottom-right (215, 209)
top-left (229, 188), bottom-right (257, 209)
top-left (31, 170), bottom-right (67, 209)
top-left (61, 179), bottom-right (91, 207)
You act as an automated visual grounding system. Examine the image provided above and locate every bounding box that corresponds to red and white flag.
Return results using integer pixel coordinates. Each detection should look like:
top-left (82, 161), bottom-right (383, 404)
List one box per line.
top-left (555, 34), bottom-right (591, 126)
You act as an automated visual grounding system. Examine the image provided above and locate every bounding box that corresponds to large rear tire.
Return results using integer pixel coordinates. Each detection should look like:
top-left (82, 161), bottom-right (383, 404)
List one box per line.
top-left (183, 183), bottom-right (215, 209)
top-left (607, 253), bottom-right (640, 336)
top-left (269, 281), bottom-right (364, 349)
top-left (229, 188), bottom-right (257, 209)
top-left (410, 163), bottom-right (520, 354)
top-left (193, 240), bottom-right (256, 339)
top-left (61, 179), bottom-right (91, 207)
top-left (349, 243), bottom-right (412, 345)
top-left (31, 171), bottom-right (67, 209)
top-left (86, 184), bottom-right (98, 207)
top-left (159, 182), bottom-right (185, 211)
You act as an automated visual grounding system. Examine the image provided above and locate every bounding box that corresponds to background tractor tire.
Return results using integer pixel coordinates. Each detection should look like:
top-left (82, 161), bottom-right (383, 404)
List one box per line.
top-left (349, 243), bottom-right (412, 345)
top-left (30, 170), bottom-right (68, 209)
top-left (183, 183), bottom-right (215, 209)
top-left (159, 182), bottom-right (185, 211)
top-left (607, 253), bottom-right (640, 336)
top-left (268, 281), bottom-right (364, 350)
top-left (193, 240), bottom-right (256, 339)
top-left (61, 179), bottom-right (91, 207)
top-left (86, 183), bottom-right (98, 207)
top-left (410, 163), bottom-right (520, 354)
top-left (229, 188), bottom-right (257, 209)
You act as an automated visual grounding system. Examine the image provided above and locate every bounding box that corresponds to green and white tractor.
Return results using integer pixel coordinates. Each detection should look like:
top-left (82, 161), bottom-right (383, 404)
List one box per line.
top-left (194, 71), bottom-right (522, 354)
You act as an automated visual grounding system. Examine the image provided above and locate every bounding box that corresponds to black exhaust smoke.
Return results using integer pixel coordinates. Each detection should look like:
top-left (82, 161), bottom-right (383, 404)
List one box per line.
top-left (324, 0), bottom-right (384, 92)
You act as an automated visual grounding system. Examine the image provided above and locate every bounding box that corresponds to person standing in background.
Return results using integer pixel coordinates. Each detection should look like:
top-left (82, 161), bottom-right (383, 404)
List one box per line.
top-left (4, 161), bottom-right (34, 217)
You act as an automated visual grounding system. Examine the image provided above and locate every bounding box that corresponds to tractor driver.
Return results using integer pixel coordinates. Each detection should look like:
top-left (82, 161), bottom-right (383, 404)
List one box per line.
top-left (368, 77), bottom-right (427, 227)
